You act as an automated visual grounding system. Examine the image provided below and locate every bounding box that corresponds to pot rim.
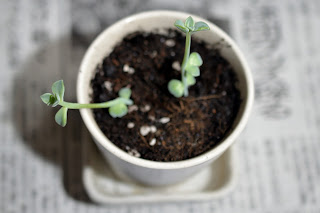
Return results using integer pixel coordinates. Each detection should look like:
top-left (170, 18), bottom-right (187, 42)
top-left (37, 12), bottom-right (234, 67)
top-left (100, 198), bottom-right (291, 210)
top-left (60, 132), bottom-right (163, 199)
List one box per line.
top-left (77, 10), bottom-right (254, 170)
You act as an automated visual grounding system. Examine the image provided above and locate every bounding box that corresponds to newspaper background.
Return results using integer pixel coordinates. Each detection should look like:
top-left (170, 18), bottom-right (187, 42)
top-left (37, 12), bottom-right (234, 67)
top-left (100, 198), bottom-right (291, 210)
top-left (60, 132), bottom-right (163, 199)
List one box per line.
top-left (1, 0), bottom-right (320, 212)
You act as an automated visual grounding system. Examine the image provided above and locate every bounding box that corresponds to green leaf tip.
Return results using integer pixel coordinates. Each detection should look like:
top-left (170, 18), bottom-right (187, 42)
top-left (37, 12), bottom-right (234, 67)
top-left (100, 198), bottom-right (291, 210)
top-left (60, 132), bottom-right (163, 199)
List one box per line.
top-left (51, 80), bottom-right (65, 102)
top-left (186, 74), bottom-right (196, 86)
top-left (184, 16), bottom-right (195, 31)
top-left (40, 93), bottom-right (59, 107)
top-left (168, 79), bottom-right (184, 98)
top-left (40, 93), bottom-right (52, 105)
top-left (194, 21), bottom-right (210, 32)
top-left (185, 65), bottom-right (200, 77)
top-left (188, 52), bottom-right (203, 67)
top-left (119, 88), bottom-right (131, 99)
top-left (174, 19), bottom-right (189, 33)
top-left (55, 107), bottom-right (68, 127)
top-left (109, 103), bottom-right (128, 118)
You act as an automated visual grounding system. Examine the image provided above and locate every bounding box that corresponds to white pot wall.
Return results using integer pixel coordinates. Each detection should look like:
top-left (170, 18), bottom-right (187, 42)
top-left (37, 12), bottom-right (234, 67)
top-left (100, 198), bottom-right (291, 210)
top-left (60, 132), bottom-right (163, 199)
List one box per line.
top-left (77, 10), bottom-right (254, 186)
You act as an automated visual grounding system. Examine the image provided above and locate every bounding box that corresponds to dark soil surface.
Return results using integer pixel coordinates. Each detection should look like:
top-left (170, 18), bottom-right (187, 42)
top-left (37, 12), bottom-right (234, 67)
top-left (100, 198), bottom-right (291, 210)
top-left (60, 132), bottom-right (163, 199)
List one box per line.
top-left (91, 30), bottom-right (241, 162)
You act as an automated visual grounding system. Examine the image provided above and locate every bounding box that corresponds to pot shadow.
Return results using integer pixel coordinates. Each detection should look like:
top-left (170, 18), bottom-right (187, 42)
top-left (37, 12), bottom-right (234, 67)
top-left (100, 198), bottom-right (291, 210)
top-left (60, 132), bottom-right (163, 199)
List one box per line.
top-left (12, 35), bottom-right (95, 202)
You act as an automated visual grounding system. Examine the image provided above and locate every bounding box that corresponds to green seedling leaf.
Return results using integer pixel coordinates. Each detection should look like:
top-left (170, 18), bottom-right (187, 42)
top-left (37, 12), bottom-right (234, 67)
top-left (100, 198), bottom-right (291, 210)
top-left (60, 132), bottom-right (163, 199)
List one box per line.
top-left (186, 74), bottom-right (196, 86)
top-left (184, 16), bottom-right (195, 31)
top-left (55, 107), bottom-right (68, 127)
top-left (185, 65), bottom-right (200, 77)
top-left (194, 21), bottom-right (210, 32)
top-left (118, 88), bottom-right (131, 99)
top-left (51, 96), bottom-right (60, 107)
top-left (174, 20), bottom-right (189, 33)
top-left (40, 93), bottom-right (59, 107)
top-left (51, 80), bottom-right (65, 102)
top-left (40, 93), bottom-right (53, 105)
top-left (168, 79), bottom-right (184, 98)
top-left (188, 52), bottom-right (203, 67)
top-left (109, 103), bottom-right (128, 118)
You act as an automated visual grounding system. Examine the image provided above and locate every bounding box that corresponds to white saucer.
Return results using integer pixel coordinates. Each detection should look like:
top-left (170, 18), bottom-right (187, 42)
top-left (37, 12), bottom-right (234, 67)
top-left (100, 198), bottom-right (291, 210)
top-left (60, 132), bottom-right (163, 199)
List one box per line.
top-left (82, 139), bottom-right (237, 204)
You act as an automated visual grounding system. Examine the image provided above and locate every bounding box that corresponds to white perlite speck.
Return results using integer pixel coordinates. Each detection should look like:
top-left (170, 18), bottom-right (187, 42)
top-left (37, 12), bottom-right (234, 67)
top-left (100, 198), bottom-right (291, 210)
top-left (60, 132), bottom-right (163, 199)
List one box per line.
top-left (140, 126), bottom-right (151, 136)
top-left (159, 117), bottom-right (170, 124)
top-left (148, 115), bottom-right (156, 121)
top-left (128, 149), bottom-right (141, 158)
top-left (149, 138), bottom-right (156, 146)
top-left (172, 61), bottom-right (181, 71)
top-left (103, 81), bottom-right (113, 91)
top-left (127, 122), bottom-right (135, 129)
top-left (150, 125), bottom-right (157, 133)
top-left (128, 105), bottom-right (138, 113)
top-left (123, 64), bottom-right (135, 74)
top-left (141, 104), bottom-right (151, 112)
top-left (140, 125), bottom-right (157, 136)
top-left (165, 39), bottom-right (176, 47)
top-left (150, 50), bottom-right (157, 58)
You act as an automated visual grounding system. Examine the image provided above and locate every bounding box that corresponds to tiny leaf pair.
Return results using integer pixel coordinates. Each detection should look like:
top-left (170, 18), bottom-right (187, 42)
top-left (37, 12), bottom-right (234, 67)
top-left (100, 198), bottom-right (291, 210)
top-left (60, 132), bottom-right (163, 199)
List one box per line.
top-left (41, 80), bottom-right (133, 127)
top-left (40, 80), bottom-right (68, 126)
top-left (174, 16), bottom-right (210, 34)
top-left (108, 88), bottom-right (133, 118)
top-left (41, 80), bottom-right (65, 107)
top-left (168, 16), bottom-right (210, 98)
top-left (185, 52), bottom-right (203, 77)
top-left (168, 53), bottom-right (203, 98)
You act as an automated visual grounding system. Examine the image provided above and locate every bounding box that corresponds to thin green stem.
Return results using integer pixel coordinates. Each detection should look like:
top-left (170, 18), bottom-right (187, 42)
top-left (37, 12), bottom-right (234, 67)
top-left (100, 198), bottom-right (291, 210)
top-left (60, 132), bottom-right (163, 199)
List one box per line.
top-left (59, 98), bottom-right (132, 109)
top-left (181, 31), bottom-right (191, 97)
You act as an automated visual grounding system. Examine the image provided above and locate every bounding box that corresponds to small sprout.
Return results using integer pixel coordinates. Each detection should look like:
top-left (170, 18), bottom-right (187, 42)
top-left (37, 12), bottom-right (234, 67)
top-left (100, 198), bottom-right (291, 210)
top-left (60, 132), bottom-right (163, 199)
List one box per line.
top-left (169, 16), bottom-right (210, 97)
top-left (41, 80), bottom-right (133, 127)
top-left (168, 79), bottom-right (184, 98)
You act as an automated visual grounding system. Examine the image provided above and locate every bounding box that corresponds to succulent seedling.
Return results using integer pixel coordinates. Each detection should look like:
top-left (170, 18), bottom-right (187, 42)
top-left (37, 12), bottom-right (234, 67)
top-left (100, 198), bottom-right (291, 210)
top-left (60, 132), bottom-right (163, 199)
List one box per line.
top-left (40, 80), bottom-right (133, 127)
top-left (168, 16), bottom-right (210, 97)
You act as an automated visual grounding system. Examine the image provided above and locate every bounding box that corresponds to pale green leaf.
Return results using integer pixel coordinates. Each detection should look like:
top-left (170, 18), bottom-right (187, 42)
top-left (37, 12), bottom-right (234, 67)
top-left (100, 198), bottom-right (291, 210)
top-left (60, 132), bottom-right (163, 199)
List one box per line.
top-left (109, 103), bottom-right (128, 118)
top-left (51, 80), bottom-right (65, 102)
top-left (184, 16), bottom-right (195, 31)
top-left (185, 65), bottom-right (200, 77)
top-left (194, 21), bottom-right (210, 32)
top-left (51, 96), bottom-right (60, 107)
top-left (40, 93), bottom-right (59, 107)
top-left (188, 52), bottom-right (203, 67)
top-left (186, 74), bottom-right (196, 86)
top-left (55, 107), bottom-right (68, 127)
top-left (168, 79), bottom-right (184, 98)
top-left (174, 20), bottom-right (189, 33)
top-left (118, 88), bottom-right (131, 99)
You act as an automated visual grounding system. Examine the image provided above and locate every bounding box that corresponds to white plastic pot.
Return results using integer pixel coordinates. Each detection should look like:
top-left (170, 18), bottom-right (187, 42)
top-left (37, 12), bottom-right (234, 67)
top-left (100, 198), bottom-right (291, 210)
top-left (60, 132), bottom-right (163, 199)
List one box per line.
top-left (77, 10), bottom-right (254, 186)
